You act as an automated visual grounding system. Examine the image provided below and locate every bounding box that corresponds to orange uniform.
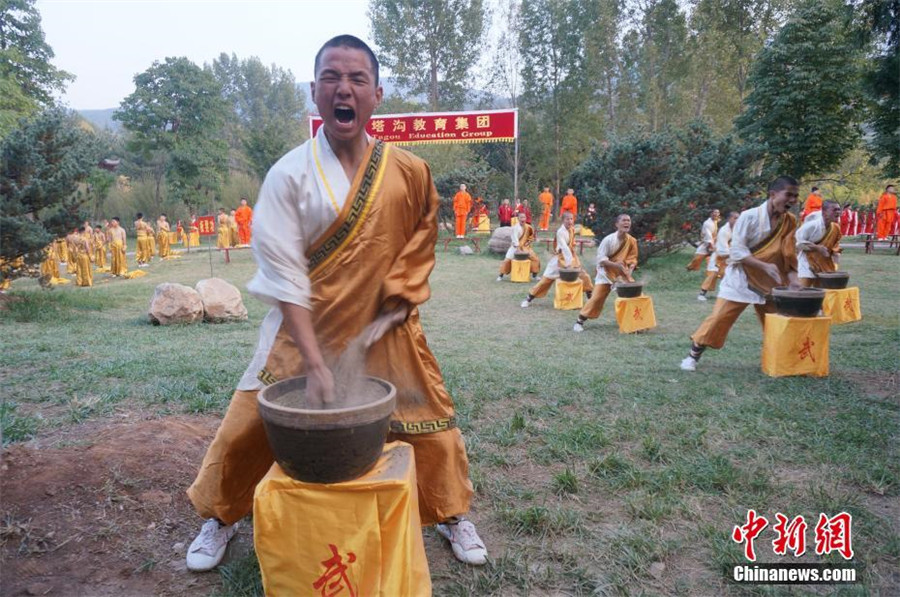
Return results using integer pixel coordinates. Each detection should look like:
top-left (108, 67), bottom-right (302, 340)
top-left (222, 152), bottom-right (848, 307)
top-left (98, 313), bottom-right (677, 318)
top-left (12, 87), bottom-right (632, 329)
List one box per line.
top-left (538, 191), bottom-right (553, 230)
top-left (560, 193), bottom-right (577, 218)
top-left (452, 190), bottom-right (472, 237)
top-left (235, 204), bottom-right (253, 245)
top-left (801, 193), bottom-right (822, 220)
top-left (876, 192), bottom-right (897, 239)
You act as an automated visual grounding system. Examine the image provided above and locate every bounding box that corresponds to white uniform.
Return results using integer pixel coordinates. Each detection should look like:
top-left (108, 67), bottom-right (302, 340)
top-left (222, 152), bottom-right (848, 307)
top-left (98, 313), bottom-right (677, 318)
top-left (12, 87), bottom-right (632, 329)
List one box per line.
top-left (694, 217), bottom-right (717, 255)
top-left (503, 222), bottom-right (525, 260)
top-left (539, 224), bottom-right (575, 279)
top-left (795, 211), bottom-right (834, 279)
top-left (593, 232), bottom-right (627, 285)
top-left (718, 203), bottom-right (776, 305)
top-left (239, 127), bottom-right (362, 390)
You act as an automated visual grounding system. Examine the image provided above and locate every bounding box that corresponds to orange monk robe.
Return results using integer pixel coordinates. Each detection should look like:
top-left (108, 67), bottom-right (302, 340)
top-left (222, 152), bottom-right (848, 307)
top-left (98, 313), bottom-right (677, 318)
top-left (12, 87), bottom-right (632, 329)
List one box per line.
top-left (560, 193), bottom-right (577, 218)
top-left (876, 192), bottom-right (897, 239)
top-left (235, 205), bottom-right (253, 245)
top-left (188, 142), bottom-right (472, 527)
top-left (538, 191), bottom-right (553, 230)
top-left (452, 191), bottom-right (472, 237)
top-left (801, 193), bottom-right (822, 220)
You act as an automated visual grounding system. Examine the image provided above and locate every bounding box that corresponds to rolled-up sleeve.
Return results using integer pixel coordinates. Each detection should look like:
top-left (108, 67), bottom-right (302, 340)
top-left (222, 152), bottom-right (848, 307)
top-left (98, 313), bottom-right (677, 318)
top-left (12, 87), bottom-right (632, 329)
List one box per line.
top-left (247, 163), bottom-right (311, 310)
top-left (728, 211), bottom-right (755, 263)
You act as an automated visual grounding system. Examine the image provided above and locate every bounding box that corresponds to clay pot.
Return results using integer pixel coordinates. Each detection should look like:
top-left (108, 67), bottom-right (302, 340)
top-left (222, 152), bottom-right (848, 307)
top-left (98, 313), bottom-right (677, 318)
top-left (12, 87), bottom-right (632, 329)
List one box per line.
top-left (615, 281), bottom-right (644, 298)
top-left (558, 267), bottom-right (581, 282)
top-left (514, 251), bottom-right (531, 261)
top-left (772, 287), bottom-right (825, 318)
top-left (258, 376), bottom-right (396, 484)
top-left (816, 271), bottom-right (850, 289)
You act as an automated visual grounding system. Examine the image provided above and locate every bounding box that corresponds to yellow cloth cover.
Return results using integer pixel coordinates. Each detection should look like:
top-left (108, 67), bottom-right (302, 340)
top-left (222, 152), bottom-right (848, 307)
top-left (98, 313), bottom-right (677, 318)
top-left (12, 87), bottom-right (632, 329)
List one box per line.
top-left (822, 287), bottom-right (861, 325)
top-left (762, 314), bottom-right (830, 377)
top-left (554, 280), bottom-right (584, 310)
top-left (189, 231), bottom-right (201, 247)
top-left (580, 227), bottom-right (595, 237)
top-left (511, 259), bottom-right (531, 282)
top-left (254, 442), bottom-right (430, 597)
top-left (614, 295), bottom-right (657, 333)
top-left (477, 217), bottom-right (490, 232)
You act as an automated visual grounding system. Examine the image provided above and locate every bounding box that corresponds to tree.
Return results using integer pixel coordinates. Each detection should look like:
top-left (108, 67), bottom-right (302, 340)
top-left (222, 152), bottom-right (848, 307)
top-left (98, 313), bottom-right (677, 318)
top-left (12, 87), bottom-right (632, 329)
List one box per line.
top-left (0, 0), bottom-right (73, 137)
top-left (735, 0), bottom-right (861, 180)
top-left (1, 108), bottom-right (106, 278)
top-left (369, 0), bottom-right (487, 110)
top-left (210, 53), bottom-right (308, 181)
top-left (638, 0), bottom-right (690, 132)
top-left (857, 0), bottom-right (899, 177)
top-left (568, 122), bottom-right (766, 263)
top-left (114, 57), bottom-right (228, 210)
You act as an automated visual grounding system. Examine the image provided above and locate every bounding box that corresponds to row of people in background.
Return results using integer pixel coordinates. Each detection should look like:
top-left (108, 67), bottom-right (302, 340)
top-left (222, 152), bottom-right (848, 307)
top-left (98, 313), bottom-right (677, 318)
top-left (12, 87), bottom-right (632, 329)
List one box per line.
top-left (216, 198), bottom-right (254, 249)
top-left (799, 184), bottom-right (898, 239)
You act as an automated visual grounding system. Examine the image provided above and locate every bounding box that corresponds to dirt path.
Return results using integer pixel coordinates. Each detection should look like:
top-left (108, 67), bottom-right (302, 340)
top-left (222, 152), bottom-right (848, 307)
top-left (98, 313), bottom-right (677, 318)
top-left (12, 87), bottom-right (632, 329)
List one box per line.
top-left (0, 416), bottom-right (252, 597)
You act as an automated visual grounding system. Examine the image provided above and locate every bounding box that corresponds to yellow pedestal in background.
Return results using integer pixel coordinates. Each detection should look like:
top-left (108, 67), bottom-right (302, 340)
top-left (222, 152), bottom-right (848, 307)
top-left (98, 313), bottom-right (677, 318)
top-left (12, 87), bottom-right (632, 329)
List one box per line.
top-left (822, 287), bottom-right (861, 324)
top-left (554, 280), bottom-right (584, 310)
top-left (511, 259), bottom-right (531, 282)
top-left (614, 295), bottom-right (657, 333)
top-left (253, 442), bottom-right (431, 597)
top-left (761, 314), bottom-right (831, 377)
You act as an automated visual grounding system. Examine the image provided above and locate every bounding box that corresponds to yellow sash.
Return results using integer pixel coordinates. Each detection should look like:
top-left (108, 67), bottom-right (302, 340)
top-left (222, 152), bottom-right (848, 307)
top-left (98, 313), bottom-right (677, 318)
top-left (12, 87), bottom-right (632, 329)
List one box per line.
top-left (603, 234), bottom-right (638, 282)
top-left (807, 222), bottom-right (842, 274)
top-left (746, 213), bottom-right (797, 297)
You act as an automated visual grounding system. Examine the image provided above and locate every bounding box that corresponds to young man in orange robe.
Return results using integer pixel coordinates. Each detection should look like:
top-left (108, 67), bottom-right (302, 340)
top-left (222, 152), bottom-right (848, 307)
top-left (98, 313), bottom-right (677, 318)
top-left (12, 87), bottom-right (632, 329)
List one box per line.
top-left (185, 34), bottom-right (487, 573)
top-left (801, 186), bottom-right (823, 220)
top-left (876, 184), bottom-right (897, 240)
top-left (559, 188), bottom-right (577, 219)
top-left (538, 187), bottom-right (553, 230)
top-left (452, 184), bottom-right (472, 238)
top-left (235, 198), bottom-right (253, 245)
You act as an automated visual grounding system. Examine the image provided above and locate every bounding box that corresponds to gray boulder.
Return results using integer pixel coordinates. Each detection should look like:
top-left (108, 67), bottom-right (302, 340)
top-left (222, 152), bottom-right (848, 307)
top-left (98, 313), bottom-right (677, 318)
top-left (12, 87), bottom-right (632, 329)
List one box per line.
top-left (488, 226), bottom-right (513, 254)
top-left (149, 283), bottom-right (203, 325)
top-left (195, 277), bottom-right (248, 322)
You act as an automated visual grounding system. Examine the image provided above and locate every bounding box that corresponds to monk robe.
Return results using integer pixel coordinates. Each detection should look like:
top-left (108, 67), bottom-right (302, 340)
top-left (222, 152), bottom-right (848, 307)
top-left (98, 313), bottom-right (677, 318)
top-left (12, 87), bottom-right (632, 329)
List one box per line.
top-left (578, 231), bottom-right (638, 321)
top-left (188, 130), bottom-right (473, 527)
top-left (108, 227), bottom-right (128, 276)
top-left (691, 203), bottom-right (798, 350)
top-left (452, 190), bottom-right (472, 237)
top-left (235, 204), bottom-right (253, 245)
top-left (217, 214), bottom-right (231, 249)
top-left (229, 215), bottom-right (240, 247)
top-left (801, 193), bottom-right (822, 220)
top-left (177, 223), bottom-right (188, 246)
top-left (0, 256), bottom-right (24, 290)
top-left (701, 221), bottom-right (734, 293)
top-left (876, 191), bottom-right (897, 240)
top-left (538, 191), bottom-right (553, 230)
top-left (157, 220), bottom-right (171, 258)
top-left (65, 237), bottom-right (77, 274)
top-left (40, 244), bottom-right (60, 280)
top-left (73, 236), bottom-right (93, 287)
top-left (55, 238), bottom-right (69, 264)
top-left (135, 221), bottom-right (153, 265)
top-left (148, 225), bottom-right (157, 256)
top-left (93, 230), bottom-right (107, 269)
top-left (189, 220), bottom-right (201, 247)
top-left (528, 223), bottom-right (593, 299)
top-left (499, 220), bottom-right (540, 276)
top-left (796, 211), bottom-right (842, 287)
top-left (687, 216), bottom-right (718, 271)
top-left (559, 193), bottom-right (577, 219)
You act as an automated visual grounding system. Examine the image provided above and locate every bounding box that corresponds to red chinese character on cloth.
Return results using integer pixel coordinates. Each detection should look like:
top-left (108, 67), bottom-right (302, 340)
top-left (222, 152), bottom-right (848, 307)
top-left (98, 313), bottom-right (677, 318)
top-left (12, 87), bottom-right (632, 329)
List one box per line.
top-left (413, 118), bottom-right (426, 131)
top-left (434, 118), bottom-right (447, 131)
top-left (562, 291), bottom-right (575, 302)
top-left (476, 115), bottom-right (490, 128)
top-left (312, 544), bottom-right (357, 597)
top-left (843, 296), bottom-right (853, 311)
top-left (798, 336), bottom-right (816, 362)
top-left (633, 306), bottom-right (642, 321)
top-left (733, 509), bottom-right (769, 562)
top-left (772, 513), bottom-right (807, 557)
top-left (392, 119), bottom-right (406, 132)
top-left (370, 119), bottom-right (385, 133)
top-left (454, 116), bottom-right (469, 130)
top-left (814, 512), bottom-right (854, 560)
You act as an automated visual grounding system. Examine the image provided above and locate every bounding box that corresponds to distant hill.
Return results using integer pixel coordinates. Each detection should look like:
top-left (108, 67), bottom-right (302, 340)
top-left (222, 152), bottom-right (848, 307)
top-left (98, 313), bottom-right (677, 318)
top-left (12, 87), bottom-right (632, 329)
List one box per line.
top-left (77, 108), bottom-right (121, 132)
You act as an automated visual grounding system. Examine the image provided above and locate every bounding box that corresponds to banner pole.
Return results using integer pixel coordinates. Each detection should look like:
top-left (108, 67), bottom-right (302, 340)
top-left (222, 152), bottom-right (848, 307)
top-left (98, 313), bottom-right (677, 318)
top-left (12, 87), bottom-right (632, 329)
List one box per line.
top-left (513, 109), bottom-right (519, 203)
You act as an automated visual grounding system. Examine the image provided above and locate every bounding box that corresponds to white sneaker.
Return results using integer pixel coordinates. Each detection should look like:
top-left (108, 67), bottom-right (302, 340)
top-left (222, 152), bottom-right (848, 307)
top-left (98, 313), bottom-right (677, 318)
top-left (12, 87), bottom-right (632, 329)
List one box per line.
top-left (186, 519), bottom-right (238, 572)
top-left (496, 275), bottom-right (503, 282)
top-left (697, 294), bottom-right (708, 302)
top-left (520, 299), bottom-right (530, 308)
top-left (573, 322), bottom-right (584, 333)
top-left (435, 519), bottom-right (487, 566)
top-left (680, 357), bottom-right (697, 372)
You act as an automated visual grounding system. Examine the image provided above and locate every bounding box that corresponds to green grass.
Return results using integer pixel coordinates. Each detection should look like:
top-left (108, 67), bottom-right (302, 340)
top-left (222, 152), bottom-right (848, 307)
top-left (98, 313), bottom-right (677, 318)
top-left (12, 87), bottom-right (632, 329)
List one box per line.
top-left (1, 242), bottom-right (898, 595)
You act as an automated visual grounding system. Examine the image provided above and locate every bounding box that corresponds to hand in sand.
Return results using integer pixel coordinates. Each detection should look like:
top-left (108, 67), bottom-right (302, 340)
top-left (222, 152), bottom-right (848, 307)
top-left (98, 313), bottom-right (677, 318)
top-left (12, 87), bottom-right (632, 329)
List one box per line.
top-left (363, 306), bottom-right (408, 349)
top-left (760, 262), bottom-right (783, 285)
top-left (306, 363), bottom-right (336, 405)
